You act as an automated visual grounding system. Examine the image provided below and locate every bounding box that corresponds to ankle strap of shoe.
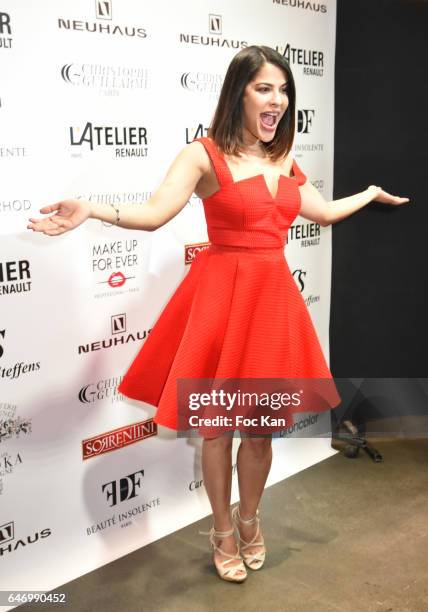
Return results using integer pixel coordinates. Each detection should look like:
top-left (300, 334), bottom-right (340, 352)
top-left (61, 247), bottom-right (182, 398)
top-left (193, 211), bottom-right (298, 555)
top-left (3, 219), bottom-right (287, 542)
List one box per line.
top-left (199, 526), bottom-right (235, 538)
top-left (235, 505), bottom-right (259, 525)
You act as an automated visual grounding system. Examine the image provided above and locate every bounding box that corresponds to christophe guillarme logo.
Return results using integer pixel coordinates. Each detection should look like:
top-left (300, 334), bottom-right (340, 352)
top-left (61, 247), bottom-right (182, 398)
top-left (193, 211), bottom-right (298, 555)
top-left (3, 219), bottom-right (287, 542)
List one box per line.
top-left (0, 11), bottom-right (12, 49)
top-left (57, 0), bottom-right (147, 39)
top-left (0, 521), bottom-right (52, 557)
top-left (180, 14), bottom-right (247, 49)
top-left (78, 314), bottom-right (151, 355)
top-left (69, 122), bottom-right (148, 158)
top-left (79, 375), bottom-right (124, 404)
top-left (180, 71), bottom-right (223, 97)
top-left (102, 469), bottom-right (144, 507)
top-left (0, 329), bottom-right (40, 382)
top-left (276, 43), bottom-right (324, 77)
top-left (272, 0), bottom-right (327, 13)
top-left (61, 63), bottom-right (149, 93)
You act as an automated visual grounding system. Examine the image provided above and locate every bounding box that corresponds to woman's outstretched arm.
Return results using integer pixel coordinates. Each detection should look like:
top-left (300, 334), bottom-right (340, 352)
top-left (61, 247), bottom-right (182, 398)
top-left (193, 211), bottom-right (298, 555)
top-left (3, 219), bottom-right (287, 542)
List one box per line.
top-left (28, 141), bottom-right (207, 236)
top-left (298, 180), bottom-right (410, 227)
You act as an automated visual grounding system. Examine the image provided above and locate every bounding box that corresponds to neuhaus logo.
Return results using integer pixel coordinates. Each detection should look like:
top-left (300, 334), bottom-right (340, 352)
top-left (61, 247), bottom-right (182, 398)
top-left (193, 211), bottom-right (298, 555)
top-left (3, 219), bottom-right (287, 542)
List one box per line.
top-left (0, 260), bottom-right (31, 296)
top-left (69, 122), bottom-right (148, 158)
top-left (78, 314), bottom-right (151, 355)
top-left (57, 0), bottom-right (147, 39)
top-left (82, 419), bottom-right (157, 460)
top-left (0, 521), bottom-right (52, 557)
top-left (179, 14), bottom-right (247, 49)
top-left (0, 11), bottom-right (12, 49)
top-left (209, 14), bottom-right (221, 34)
top-left (61, 63), bottom-right (149, 91)
top-left (185, 242), bottom-right (211, 265)
top-left (272, 0), bottom-right (327, 13)
top-left (96, 0), bottom-right (112, 19)
top-left (112, 313), bottom-right (125, 334)
top-left (102, 469), bottom-right (144, 507)
top-left (276, 44), bottom-right (324, 77)
top-left (0, 521), bottom-right (13, 544)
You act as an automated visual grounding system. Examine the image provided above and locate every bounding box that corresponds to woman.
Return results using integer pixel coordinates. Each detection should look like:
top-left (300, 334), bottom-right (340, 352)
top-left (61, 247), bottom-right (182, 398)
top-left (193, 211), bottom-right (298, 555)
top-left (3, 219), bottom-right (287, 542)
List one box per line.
top-left (28, 46), bottom-right (409, 583)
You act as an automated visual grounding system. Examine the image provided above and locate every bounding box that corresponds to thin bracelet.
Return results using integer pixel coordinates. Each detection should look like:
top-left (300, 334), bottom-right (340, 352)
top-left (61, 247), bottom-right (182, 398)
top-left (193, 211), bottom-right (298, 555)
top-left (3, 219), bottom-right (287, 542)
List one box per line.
top-left (102, 203), bottom-right (121, 227)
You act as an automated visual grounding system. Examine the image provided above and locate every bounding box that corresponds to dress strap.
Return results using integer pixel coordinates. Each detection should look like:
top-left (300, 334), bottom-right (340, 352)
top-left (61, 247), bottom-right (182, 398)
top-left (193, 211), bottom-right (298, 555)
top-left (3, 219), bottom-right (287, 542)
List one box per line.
top-left (291, 159), bottom-right (307, 186)
top-left (194, 137), bottom-right (233, 187)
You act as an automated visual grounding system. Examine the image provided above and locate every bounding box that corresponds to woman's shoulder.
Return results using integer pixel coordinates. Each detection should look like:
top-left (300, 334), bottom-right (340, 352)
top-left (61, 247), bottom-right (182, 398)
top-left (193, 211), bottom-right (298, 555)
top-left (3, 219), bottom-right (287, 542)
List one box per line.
top-left (183, 138), bottom-right (214, 174)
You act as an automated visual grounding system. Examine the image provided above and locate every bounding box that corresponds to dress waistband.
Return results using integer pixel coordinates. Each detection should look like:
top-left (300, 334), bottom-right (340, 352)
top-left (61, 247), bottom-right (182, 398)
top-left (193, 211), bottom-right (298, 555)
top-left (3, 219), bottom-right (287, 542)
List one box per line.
top-left (209, 243), bottom-right (285, 253)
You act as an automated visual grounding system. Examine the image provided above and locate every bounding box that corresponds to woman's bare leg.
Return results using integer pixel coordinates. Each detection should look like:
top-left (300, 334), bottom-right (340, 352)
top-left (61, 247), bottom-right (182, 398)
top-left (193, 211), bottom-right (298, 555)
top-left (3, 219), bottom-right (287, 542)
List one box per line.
top-left (202, 432), bottom-right (245, 575)
top-left (236, 435), bottom-right (272, 554)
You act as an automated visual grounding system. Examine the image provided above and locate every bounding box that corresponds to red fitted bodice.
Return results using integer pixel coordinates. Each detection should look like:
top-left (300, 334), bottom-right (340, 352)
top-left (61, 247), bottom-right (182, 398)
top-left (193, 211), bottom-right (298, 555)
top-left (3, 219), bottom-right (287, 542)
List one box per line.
top-left (195, 137), bottom-right (307, 249)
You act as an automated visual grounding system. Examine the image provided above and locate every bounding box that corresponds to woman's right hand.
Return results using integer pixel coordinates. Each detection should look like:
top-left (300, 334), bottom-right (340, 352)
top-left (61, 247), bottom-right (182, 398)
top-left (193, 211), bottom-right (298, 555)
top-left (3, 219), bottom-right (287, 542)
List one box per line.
top-left (27, 198), bottom-right (91, 236)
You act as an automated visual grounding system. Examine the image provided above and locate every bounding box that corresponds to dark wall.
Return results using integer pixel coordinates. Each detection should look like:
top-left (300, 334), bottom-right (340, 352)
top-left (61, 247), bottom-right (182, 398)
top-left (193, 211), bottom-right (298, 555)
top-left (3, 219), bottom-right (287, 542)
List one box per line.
top-left (331, 0), bottom-right (427, 378)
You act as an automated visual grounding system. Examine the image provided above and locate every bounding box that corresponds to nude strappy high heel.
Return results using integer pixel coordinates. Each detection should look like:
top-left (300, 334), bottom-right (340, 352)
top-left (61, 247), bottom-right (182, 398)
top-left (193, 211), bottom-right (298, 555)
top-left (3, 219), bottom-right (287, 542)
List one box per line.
top-left (199, 525), bottom-right (248, 582)
top-left (231, 505), bottom-right (266, 570)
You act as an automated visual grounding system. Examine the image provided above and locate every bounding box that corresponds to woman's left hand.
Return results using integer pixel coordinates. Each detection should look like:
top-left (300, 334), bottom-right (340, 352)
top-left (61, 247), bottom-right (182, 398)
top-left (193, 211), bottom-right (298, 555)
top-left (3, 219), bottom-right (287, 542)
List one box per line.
top-left (368, 185), bottom-right (410, 206)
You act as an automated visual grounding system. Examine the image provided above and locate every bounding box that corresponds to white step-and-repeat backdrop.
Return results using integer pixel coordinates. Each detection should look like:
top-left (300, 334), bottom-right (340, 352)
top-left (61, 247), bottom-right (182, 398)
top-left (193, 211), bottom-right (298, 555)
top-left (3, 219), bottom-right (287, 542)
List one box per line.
top-left (0, 0), bottom-right (336, 602)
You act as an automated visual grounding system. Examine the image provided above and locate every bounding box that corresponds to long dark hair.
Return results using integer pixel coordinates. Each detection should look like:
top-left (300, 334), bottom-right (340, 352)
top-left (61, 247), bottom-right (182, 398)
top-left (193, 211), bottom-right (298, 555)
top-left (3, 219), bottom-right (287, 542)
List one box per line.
top-left (208, 46), bottom-right (296, 161)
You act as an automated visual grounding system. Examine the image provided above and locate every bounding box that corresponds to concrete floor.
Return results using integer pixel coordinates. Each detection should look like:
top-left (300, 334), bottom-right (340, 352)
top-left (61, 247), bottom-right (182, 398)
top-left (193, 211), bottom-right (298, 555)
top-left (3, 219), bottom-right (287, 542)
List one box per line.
top-left (20, 437), bottom-right (428, 612)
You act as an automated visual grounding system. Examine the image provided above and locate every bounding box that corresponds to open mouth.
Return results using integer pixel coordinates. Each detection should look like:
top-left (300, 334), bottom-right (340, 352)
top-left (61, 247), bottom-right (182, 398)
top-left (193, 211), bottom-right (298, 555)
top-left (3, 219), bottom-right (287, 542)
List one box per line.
top-left (260, 112), bottom-right (279, 130)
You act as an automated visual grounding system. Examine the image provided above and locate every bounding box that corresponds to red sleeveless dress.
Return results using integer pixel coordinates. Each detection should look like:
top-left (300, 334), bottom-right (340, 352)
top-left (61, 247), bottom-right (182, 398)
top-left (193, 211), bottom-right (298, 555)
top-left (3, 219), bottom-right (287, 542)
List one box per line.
top-left (118, 137), bottom-right (340, 436)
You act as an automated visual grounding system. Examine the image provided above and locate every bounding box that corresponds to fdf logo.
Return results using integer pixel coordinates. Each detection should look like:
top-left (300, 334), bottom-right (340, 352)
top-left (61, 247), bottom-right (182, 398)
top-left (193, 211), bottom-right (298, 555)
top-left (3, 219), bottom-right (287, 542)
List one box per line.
top-left (297, 110), bottom-right (315, 134)
top-left (102, 469), bottom-right (144, 506)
